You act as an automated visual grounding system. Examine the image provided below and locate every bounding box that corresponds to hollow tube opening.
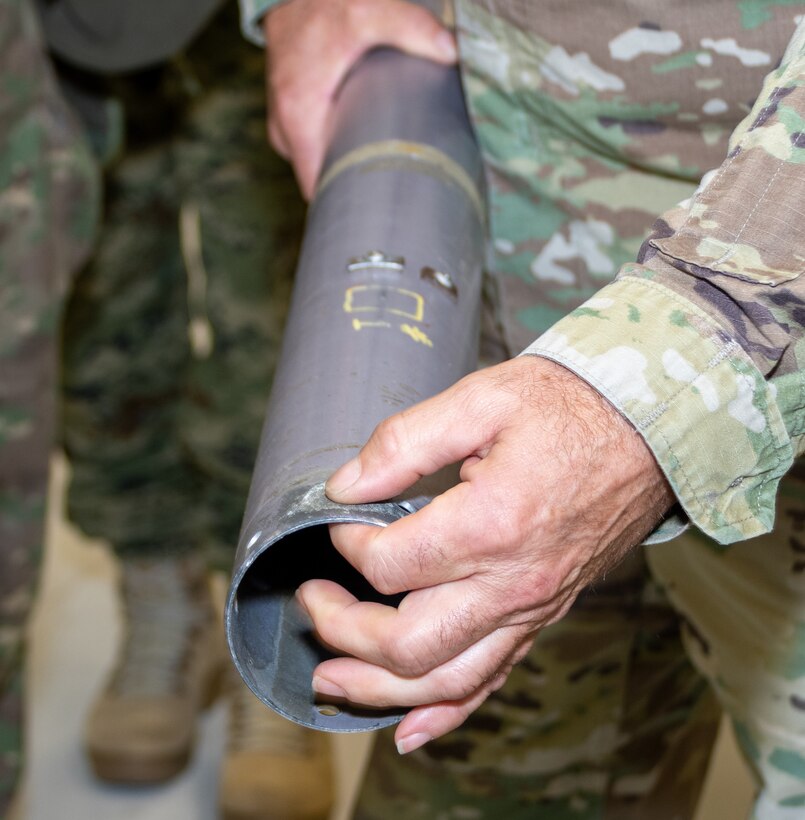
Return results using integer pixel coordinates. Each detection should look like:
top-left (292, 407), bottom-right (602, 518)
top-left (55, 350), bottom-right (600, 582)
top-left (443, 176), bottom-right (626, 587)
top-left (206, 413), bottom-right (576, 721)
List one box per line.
top-left (229, 523), bottom-right (405, 731)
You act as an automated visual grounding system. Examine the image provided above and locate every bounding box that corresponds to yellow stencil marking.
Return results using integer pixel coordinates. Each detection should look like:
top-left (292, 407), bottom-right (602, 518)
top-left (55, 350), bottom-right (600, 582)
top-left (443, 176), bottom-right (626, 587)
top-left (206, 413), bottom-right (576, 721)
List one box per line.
top-left (400, 324), bottom-right (433, 348)
top-left (343, 285), bottom-right (425, 321)
top-left (352, 319), bottom-right (391, 331)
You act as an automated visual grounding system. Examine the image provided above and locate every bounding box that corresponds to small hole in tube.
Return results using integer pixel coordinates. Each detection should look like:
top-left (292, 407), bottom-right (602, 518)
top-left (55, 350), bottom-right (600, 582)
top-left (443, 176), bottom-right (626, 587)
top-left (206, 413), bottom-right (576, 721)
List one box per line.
top-left (317, 704), bottom-right (341, 717)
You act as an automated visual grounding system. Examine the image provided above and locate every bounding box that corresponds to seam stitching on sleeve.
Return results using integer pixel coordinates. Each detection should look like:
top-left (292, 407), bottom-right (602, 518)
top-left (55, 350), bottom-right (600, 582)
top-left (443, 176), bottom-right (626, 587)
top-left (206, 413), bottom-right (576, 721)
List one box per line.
top-left (530, 278), bottom-right (791, 531)
top-left (673, 59), bottom-right (796, 238)
top-left (535, 349), bottom-right (781, 531)
top-left (718, 159), bottom-right (785, 263)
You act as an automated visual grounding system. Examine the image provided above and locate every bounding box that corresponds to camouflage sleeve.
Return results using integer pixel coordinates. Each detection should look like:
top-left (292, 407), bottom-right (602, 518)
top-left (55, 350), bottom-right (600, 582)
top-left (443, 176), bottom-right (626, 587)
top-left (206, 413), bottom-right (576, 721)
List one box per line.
top-left (523, 19), bottom-right (805, 545)
top-left (238, 0), bottom-right (284, 45)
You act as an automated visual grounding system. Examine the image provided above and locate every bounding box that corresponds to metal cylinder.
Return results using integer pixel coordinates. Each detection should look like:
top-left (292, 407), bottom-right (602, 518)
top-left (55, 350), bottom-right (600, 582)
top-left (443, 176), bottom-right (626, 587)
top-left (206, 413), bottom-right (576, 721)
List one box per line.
top-left (225, 45), bottom-right (485, 732)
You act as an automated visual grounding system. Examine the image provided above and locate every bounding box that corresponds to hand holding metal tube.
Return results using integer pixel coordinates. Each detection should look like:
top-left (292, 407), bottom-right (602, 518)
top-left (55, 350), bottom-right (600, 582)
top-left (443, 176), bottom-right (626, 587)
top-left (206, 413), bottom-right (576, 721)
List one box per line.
top-left (241, 0), bottom-right (674, 750)
top-left (263, 0), bottom-right (458, 198)
top-left (227, 1), bottom-right (485, 733)
top-left (298, 355), bottom-right (674, 754)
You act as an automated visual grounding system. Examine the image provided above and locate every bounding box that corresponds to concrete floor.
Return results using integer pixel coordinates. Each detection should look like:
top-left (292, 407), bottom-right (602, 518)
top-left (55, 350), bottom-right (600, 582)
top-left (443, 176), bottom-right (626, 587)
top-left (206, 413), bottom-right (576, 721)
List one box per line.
top-left (20, 455), bottom-right (755, 819)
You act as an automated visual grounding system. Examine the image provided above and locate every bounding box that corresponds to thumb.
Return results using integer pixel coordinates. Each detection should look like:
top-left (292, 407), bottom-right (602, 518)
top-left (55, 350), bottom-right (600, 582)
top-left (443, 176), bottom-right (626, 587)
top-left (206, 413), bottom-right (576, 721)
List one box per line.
top-left (325, 376), bottom-right (490, 503)
top-left (362, 0), bottom-right (458, 64)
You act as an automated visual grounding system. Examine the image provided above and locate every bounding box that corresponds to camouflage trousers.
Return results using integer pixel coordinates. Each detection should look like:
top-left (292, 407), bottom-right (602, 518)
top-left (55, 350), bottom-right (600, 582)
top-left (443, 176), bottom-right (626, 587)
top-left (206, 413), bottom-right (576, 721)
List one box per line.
top-left (61, 6), bottom-right (305, 570)
top-left (649, 475), bottom-right (805, 820)
top-left (0, 0), bottom-right (99, 812)
top-left (354, 4), bottom-right (805, 818)
top-left (353, 489), bottom-right (805, 820)
top-left (61, 4), bottom-right (805, 820)
top-left (355, 555), bottom-right (720, 820)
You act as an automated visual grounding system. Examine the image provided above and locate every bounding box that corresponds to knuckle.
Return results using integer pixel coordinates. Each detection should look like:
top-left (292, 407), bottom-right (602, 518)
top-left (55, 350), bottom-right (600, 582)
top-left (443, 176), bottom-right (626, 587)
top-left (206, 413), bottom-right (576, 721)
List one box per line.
top-left (490, 510), bottom-right (524, 550)
top-left (379, 630), bottom-right (429, 676)
top-left (364, 550), bottom-right (406, 596)
top-left (343, 0), bottom-right (373, 33)
top-left (435, 667), bottom-right (483, 702)
top-left (530, 566), bottom-right (564, 604)
top-left (452, 373), bottom-right (487, 412)
top-left (373, 414), bottom-right (409, 462)
top-left (435, 603), bottom-right (480, 651)
top-left (453, 373), bottom-right (509, 437)
top-left (470, 499), bottom-right (526, 557)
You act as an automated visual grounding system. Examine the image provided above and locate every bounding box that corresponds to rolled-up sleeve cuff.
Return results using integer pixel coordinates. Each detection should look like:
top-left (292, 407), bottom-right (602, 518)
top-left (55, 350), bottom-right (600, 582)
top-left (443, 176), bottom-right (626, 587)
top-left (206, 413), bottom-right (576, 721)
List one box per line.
top-left (239, 0), bottom-right (283, 46)
top-left (520, 272), bottom-right (794, 545)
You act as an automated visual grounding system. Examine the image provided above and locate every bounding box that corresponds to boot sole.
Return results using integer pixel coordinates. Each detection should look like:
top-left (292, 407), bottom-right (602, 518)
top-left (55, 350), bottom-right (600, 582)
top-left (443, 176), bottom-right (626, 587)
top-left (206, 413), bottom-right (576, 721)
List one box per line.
top-left (86, 649), bottom-right (225, 785)
top-left (89, 747), bottom-right (192, 784)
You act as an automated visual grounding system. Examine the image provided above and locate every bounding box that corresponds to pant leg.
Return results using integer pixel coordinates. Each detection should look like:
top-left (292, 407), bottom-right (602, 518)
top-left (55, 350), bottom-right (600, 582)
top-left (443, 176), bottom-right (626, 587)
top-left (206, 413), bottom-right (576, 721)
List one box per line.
top-left (61, 2), bottom-right (304, 566)
top-left (60, 134), bottom-right (209, 557)
top-left (648, 466), bottom-right (805, 819)
top-left (354, 553), bottom-right (719, 820)
top-left (0, 0), bottom-right (99, 809)
top-left (172, 10), bottom-right (305, 569)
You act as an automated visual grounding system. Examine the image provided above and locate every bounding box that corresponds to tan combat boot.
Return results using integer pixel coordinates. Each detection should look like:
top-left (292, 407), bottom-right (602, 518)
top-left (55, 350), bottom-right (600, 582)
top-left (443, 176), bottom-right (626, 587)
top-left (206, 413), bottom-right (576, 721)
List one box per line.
top-left (85, 555), bottom-right (225, 783)
top-left (219, 676), bottom-right (334, 820)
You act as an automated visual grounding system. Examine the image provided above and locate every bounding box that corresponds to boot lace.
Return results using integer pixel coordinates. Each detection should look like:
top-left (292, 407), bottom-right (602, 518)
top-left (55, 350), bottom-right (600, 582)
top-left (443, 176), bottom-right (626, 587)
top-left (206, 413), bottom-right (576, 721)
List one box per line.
top-left (112, 559), bottom-right (208, 697)
top-left (228, 680), bottom-right (314, 756)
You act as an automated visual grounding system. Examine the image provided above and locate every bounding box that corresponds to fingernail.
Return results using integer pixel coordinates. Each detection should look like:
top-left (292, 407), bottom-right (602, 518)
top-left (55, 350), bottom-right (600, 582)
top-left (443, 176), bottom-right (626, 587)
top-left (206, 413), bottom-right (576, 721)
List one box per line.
top-left (396, 733), bottom-right (432, 755)
top-left (436, 30), bottom-right (458, 61)
top-left (294, 588), bottom-right (311, 619)
top-left (312, 676), bottom-right (346, 699)
top-left (326, 458), bottom-right (361, 497)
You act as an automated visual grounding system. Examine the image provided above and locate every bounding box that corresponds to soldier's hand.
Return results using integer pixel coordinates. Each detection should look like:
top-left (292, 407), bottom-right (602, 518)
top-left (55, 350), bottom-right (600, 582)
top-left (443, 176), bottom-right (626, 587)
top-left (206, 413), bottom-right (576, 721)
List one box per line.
top-left (297, 356), bottom-right (674, 754)
top-left (262, 0), bottom-right (457, 199)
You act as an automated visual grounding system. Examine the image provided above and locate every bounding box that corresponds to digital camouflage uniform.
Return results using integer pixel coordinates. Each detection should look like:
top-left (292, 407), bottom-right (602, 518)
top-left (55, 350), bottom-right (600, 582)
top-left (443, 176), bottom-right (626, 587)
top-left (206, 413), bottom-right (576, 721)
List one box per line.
top-left (239, 1), bottom-right (805, 818)
top-left (61, 2), bottom-right (305, 572)
top-left (0, 0), bottom-right (99, 812)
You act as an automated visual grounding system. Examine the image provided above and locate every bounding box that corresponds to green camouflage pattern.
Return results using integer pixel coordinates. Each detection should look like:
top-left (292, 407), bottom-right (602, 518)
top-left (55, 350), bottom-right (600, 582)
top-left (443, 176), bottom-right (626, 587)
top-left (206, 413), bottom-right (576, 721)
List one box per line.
top-left (0, 0), bottom-right (99, 811)
top-left (528, 271), bottom-right (793, 545)
top-left (424, 2), bottom-right (803, 817)
top-left (353, 1), bottom-right (805, 817)
top-left (355, 557), bottom-right (719, 820)
top-left (648, 470), bottom-right (805, 818)
top-left (63, 3), bottom-right (720, 816)
top-left (503, 3), bottom-right (805, 545)
top-left (66, 0), bottom-right (805, 816)
top-left (61, 1), bottom-right (305, 568)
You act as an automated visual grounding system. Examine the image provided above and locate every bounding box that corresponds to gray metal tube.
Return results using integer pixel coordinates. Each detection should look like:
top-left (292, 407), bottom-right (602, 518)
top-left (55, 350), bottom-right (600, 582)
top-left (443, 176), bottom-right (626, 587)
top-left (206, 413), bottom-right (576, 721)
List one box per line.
top-left (225, 45), bottom-right (485, 732)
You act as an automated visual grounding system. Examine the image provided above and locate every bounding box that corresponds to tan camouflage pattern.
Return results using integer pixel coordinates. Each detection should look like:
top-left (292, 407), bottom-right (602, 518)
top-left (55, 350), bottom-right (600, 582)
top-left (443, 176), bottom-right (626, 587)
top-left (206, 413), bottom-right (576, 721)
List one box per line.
top-left (232, 1), bottom-right (805, 817)
top-left (454, 4), bottom-right (805, 817)
top-left (524, 27), bottom-right (805, 540)
top-left (0, 0), bottom-right (99, 811)
top-left (355, 556), bottom-right (719, 820)
top-left (59, 0), bottom-right (805, 816)
top-left (527, 271), bottom-right (793, 545)
top-left (648, 470), bottom-right (805, 817)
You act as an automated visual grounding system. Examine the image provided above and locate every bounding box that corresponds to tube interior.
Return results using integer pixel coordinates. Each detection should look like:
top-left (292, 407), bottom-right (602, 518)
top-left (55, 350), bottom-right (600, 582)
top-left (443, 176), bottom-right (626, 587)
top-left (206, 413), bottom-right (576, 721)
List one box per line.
top-left (229, 524), bottom-right (405, 731)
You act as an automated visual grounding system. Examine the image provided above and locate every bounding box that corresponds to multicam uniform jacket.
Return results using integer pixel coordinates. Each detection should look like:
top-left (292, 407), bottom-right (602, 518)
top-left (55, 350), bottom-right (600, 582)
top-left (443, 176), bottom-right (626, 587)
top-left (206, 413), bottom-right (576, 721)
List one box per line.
top-left (240, 0), bottom-right (805, 547)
